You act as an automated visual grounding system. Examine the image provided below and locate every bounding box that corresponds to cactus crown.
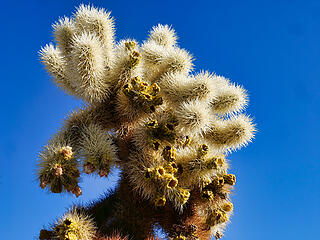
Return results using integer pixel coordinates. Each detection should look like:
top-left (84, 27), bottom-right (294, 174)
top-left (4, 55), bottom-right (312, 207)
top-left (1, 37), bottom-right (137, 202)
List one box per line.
top-left (38, 4), bottom-right (255, 240)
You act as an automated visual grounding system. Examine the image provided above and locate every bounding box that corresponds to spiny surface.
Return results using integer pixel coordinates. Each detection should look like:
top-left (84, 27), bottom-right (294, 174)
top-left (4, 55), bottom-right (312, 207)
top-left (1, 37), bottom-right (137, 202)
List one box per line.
top-left (38, 4), bottom-right (255, 240)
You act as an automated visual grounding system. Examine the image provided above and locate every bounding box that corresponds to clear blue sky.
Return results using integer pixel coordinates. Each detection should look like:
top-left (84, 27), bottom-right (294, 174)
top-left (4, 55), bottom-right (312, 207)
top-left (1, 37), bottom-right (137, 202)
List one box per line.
top-left (2, 0), bottom-right (319, 239)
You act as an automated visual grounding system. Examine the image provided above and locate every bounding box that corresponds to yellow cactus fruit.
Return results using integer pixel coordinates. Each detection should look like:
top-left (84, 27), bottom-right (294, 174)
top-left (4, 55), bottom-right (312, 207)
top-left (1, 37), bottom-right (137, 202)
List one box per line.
top-left (147, 119), bottom-right (158, 128)
top-left (213, 177), bottom-right (225, 188)
top-left (125, 40), bottom-right (136, 51)
top-left (155, 194), bottom-right (166, 207)
top-left (54, 209), bottom-right (96, 240)
top-left (205, 158), bottom-right (218, 169)
top-left (200, 176), bottom-right (212, 188)
top-left (162, 145), bottom-right (176, 161)
top-left (201, 190), bottom-right (214, 201)
top-left (206, 210), bottom-right (229, 226)
top-left (165, 174), bottom-right (178, 189)
top-left (176, 188), bottom-right (190, 205)
top-left (155, 166), bottom-right (166, 178)
top-left (164, 161), bottom-right (178, 174)
top-left (174, 235), bottom-right (186, 240)
top-left (129, 50), bottom-right (141, 68)
top-left (222, 202), bottom-right (233, 212)
top-left (150, 83), bottom-right (160, 95)
top-left (123, 76), bottom-right (163, 113)
top-left (223, 174), bottom-right (236, 185)
top-left (216, 155), bottom-right (225, 166)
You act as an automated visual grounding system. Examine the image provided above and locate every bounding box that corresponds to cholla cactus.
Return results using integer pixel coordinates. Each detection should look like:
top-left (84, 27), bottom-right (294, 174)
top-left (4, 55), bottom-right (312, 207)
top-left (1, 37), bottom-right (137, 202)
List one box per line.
top-left (37, 4), bottom-right (255, 240)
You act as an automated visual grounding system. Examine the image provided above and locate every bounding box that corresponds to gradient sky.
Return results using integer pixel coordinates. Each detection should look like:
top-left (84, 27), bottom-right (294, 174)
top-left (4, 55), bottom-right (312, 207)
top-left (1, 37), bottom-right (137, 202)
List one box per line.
top-left (2, 0), bottom-right (319, 239)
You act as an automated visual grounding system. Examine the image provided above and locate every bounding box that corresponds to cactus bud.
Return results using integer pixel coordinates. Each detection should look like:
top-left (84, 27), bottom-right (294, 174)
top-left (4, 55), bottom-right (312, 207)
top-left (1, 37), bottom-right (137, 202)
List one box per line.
top-left (155, 166), bottom-right (165, 178)
top-left (162, 145), bottom-right (176, 162)
top-left (40, 177), bottom-right (48, 189)
top-left (222, 202), bottom-right (233, 212)
top-left (59, 146), bottom-right (73, 160)
top-left (176, 188), bottom-right (190, 205)
top-left (53, 164), bottom-right (63, 176)
top-left (166, 175), bottom-right (178, 189)
top-left (164, 161), bottom-right (178, 174)
top-left (202, 190), bottom-right (214, 201)
top-left (213, 177), bottom-right (224, 188)
top-left (72, 186), bottom-right (82, 197)
top-left (125, 41), bottom-right (136, 51)
top-left (83, 162), bottom-right (95, 174)
top-left (99, 168), bottom-right (110, 177)
top-left (129, 51), bottom-right (141, 67)
top-left (155, 194), bottom-right (166, 207)
top-left (147, 120), bottom-right (158, 128)
top-left (223, 174), bottom-right (236, 185)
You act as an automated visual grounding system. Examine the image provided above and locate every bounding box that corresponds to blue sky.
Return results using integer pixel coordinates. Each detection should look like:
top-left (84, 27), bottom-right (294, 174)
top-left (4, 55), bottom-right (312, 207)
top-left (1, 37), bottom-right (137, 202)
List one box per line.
top-left (1, 0), bottom-right (319, 239)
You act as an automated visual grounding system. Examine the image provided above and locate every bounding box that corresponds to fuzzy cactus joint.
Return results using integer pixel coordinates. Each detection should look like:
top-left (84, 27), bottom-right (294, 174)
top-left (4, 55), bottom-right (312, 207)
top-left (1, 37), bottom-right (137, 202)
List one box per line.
top-left (37, 4), bottom-right (256, 240)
